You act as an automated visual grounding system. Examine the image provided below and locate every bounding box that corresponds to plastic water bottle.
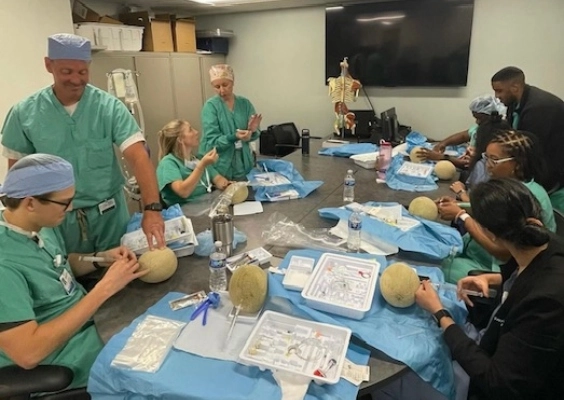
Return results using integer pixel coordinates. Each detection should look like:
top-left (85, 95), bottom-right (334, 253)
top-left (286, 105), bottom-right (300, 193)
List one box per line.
top-left (343, 169), bottom-right (355, 202)
top-left (209, 240), bottom-right (227, 292)
top-left (347, 211), bottom-right (362, 252)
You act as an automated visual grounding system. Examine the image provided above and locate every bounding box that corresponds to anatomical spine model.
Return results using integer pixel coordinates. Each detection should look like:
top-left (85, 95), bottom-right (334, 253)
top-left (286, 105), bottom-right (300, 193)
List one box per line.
top-left (327, 58), bottom-right (362, 136)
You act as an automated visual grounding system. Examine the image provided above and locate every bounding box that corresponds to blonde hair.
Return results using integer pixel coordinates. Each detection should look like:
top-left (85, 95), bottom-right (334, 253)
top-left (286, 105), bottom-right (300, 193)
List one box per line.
top-left (157, 119), bottom-right (189, 161)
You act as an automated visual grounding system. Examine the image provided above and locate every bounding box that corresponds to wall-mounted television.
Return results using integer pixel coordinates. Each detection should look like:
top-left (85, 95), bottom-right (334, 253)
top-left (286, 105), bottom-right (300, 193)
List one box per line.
top-left (326, 0), bottom-right (475, 87)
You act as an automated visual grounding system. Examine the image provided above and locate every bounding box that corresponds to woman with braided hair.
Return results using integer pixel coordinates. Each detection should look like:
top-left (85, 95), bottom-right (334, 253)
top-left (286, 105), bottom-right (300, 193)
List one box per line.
top-left (437, 129), bottom-right (556, 283)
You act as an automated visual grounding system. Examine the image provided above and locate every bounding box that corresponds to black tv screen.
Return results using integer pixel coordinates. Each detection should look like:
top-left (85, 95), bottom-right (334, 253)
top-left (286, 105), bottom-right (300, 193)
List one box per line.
top-left (326, 0), bottom-right (475, 87)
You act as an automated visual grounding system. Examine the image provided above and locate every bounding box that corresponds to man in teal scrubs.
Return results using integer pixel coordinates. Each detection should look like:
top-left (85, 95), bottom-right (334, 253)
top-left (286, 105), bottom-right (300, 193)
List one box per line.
top-left (1, 34), bottom-right (164, 254)
top-left (0, 154), bottom-right (146, 389)
top-left (199, 64), bottom-right (262, 180)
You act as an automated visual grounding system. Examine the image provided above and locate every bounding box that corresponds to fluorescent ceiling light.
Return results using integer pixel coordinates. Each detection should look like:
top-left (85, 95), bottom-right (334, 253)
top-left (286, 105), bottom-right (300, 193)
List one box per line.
top-left (326, 6), bottom-right (344, 11)
top-left (191, 0), bottom-right (282, 6)
top-left (357, 13), bottom-right (406, 22)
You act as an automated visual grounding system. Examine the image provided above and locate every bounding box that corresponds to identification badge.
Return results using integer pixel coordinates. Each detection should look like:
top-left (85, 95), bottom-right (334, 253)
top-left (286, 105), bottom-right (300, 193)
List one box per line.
top-left (59, 269), bottom-right (76, 295)
top-left (98, 198), bottom-right (116, 215)
top-left (235, 140), bottom-right (243, 149)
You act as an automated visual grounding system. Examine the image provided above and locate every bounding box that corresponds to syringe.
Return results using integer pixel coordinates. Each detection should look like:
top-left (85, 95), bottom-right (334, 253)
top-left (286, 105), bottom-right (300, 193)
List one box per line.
top-left (431, 281), bottom-right (497, 298)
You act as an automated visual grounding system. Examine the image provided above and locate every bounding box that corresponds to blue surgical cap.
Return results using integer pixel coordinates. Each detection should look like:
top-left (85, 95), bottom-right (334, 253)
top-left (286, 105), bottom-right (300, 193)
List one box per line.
top-left (48, 33), bottom-right (91, 61)
top-left (469, 95), bottom-right (507, 116)
top-left (0, 154), bottom-right (74, 198)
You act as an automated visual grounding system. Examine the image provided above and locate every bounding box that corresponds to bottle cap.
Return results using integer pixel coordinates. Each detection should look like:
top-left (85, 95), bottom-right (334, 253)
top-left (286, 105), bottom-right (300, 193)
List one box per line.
top-left (347, 169), bottom-right (353, 173)
top-left (215, 240), bottom-right (222, 247)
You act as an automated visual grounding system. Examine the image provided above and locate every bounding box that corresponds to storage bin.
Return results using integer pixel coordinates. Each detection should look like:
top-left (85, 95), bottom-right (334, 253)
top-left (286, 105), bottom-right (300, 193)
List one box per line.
top-left (196, 37), bottom-right (229, 54)
top-left (74, 23), bottom-right (144, 51)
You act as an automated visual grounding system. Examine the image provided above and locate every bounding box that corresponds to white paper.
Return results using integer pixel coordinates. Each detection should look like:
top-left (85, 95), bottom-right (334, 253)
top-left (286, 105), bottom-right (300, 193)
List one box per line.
top-left (233, 201), bottom-right (264, 216)
top-left (397, 161), bottom-right (434, 178)
top-left (174, 295), bottom-right (256, 362)
top-left (341, 358), bottom-right (370, 386)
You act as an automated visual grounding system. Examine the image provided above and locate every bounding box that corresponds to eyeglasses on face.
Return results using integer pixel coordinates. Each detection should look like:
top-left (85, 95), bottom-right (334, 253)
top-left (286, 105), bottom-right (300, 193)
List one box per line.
top-left (35, 196), bottom-right (74, 210)
top-left (481, 152), bottom-right (514, 166)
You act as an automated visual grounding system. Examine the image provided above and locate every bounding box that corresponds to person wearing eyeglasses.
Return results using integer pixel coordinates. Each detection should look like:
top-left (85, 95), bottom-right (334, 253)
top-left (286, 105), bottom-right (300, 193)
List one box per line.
top-left (414, 178), bottom-right (564, 400)
top-left (0, 154), bottom-right (147, 389)
top-left (437, 130), bottom-right (556, 283)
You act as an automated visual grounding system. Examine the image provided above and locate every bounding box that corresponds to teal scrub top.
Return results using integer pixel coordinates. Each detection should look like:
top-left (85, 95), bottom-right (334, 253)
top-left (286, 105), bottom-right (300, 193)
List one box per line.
top-left (442, 180), bottom-right (557, 283)
top-left (199, 95), bottom-right (260, 180)
top-left (0, 213), bottom-right (103, 388)
top-left (157, 153), bottom-right (220, 207)
top-left (524, 180), bottom-right (556, 232)
top-left (468, 123), bottom-right (478, 147)
top-left (1, 84), bottom-right (140, 209)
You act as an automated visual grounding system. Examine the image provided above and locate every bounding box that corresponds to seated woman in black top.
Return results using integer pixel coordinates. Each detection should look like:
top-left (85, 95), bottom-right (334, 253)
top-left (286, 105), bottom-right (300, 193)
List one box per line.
top-left (416, 178), bottom-right (564, 400)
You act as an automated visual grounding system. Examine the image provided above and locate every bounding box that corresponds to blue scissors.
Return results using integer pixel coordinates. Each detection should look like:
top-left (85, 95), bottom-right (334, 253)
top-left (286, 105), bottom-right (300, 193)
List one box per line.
top-left (190, 292), bottom-right (220, 326)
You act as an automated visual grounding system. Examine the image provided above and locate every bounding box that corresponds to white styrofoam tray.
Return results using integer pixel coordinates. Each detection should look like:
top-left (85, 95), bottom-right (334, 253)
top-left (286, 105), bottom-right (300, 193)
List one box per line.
top-left (301, 253), bottom-right (381, 320)
top-left (350, 142), bottom-right (407, 169)
top-left (283, 255), bottom-right (315, 292)
top-left (239, 311), bottom-right (351, 385)
top-left (121, 216), bottom-right (198, 256)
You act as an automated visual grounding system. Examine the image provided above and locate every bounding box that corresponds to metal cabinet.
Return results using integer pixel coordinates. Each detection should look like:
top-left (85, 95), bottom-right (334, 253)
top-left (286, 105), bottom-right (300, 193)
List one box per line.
top-left (89, 51), bottom-right (225, 165)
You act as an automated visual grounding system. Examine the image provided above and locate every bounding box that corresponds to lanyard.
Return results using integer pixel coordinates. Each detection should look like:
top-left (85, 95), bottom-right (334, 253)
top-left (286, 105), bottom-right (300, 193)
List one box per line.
top-left (185, 158), bottom-right (212, 193)
top-left (0, 220), bottom-right (66, 267)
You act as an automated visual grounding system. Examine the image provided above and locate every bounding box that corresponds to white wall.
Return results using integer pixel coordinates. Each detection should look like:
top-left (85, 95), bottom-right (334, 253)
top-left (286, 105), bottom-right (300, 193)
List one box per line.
top-left (0, 0), bottom-right (73, 180)
top-left (196, 0), bottom-right (564, 139)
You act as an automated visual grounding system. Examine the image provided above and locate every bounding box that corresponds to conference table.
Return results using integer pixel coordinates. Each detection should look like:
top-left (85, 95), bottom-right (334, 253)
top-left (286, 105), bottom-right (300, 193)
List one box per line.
top-left (94, 140), bottom-right (455, 396)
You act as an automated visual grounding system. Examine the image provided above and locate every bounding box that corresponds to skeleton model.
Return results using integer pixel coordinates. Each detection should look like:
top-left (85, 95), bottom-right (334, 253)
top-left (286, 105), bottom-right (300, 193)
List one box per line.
top-left (327, 58), bottom-right (362, 136)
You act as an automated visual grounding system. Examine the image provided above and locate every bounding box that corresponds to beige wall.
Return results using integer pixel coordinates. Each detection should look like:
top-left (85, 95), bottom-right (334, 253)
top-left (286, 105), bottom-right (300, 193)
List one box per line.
top-left (0, 0), bottom-right (73, 181)
top-left (196, 0), bottom-right (564, 139)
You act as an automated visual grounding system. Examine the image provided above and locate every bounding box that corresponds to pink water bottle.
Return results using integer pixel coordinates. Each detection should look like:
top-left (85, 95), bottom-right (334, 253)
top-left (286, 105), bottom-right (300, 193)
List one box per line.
top-left (378, 140), bottom-right (392, 173)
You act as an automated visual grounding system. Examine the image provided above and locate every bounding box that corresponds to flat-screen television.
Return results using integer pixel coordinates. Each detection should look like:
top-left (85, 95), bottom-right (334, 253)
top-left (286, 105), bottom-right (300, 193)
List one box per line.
top-left (326, 0), bottom-right (475, 87)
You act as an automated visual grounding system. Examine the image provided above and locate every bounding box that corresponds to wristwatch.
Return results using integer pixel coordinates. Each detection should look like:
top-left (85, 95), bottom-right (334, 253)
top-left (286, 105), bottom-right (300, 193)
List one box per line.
top-left (433, 309), bottom-right (453, 327)
top-left (144, 202), bottom-right (163, 212)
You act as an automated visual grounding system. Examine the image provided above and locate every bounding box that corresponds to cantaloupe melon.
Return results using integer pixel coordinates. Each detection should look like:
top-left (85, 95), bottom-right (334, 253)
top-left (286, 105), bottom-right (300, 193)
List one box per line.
top-left (434, 160), bottom-right (456, 180)
top-left (225, 183), bottom-right (249, 205)
top-left (228, 264), bottom-right (268, 313)
top-left (409, 146), bottom-right (425, 163)
top-left (379, 262), bottom-right (420, 308)
top-left (408, 196), bottom-right (438, 220)
top-left (138, 248), bottom-right (178, 283)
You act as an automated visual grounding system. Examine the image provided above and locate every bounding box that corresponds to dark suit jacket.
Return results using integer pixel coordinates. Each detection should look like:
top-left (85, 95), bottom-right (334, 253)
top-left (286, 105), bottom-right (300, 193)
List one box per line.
top-left (507, 85), bottom-right (564, 189)
top-left (443, 234), bottom-right (564, 400)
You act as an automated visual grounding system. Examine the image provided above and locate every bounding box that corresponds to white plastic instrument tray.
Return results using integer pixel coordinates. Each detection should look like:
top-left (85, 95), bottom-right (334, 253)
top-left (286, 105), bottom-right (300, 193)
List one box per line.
top-left (301, 253), bottom-right (380, 320)
top-left (121, 216), bottom-right (197, 255)
top-left (350, 143), bottom-right (406, 170)
top-left (239, 311), bottom-right (351, 385)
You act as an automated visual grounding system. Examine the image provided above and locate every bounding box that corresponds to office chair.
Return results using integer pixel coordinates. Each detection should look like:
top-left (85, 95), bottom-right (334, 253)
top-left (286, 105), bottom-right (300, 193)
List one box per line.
top-left (259, 123), bottom-right (301, 158)
top-left (0, 365), bottom-right (90, 400)
top-left (554, 209), bottom-right (564, 236)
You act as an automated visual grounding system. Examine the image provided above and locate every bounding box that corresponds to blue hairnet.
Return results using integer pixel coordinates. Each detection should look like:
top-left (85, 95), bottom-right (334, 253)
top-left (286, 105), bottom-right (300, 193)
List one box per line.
top-left (0, 154), bottom-right (74, 198)
top-left (469, 95), bottom-right (506, 116)
top-left (48, 33), bottom-right (91, 61)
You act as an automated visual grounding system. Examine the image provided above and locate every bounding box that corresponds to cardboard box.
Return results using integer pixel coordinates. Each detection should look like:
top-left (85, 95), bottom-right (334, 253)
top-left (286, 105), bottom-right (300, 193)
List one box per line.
top-left (72, 0), bottom-right (100, 23)
top-left (173, 18), bottom-right (196, 53)
top-left (99, 15), bottom-right (123, 25)
top-left (119, 11), bottom-right (173, 52)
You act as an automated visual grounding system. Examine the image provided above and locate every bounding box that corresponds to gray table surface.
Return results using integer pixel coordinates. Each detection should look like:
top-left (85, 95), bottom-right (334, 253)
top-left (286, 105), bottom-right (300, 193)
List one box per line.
top-left (94, 140), bottom-right (454, 395)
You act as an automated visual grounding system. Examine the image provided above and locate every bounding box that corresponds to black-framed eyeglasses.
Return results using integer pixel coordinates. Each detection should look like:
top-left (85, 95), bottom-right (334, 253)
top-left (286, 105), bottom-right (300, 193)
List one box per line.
top-left (35, 196), bottom-right (74, 210)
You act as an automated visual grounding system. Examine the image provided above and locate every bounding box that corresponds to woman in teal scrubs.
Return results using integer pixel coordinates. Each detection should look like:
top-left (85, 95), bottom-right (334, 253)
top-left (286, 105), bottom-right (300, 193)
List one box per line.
top-left (438, 129), bottom-right (556, 283)
top-left (199, 64), bottom-right (262, 181)
top-left (157, 119), bottom-right (232, 207)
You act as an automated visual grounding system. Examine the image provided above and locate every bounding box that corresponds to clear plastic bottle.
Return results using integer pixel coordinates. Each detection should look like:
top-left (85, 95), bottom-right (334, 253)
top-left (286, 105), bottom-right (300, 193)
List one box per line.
top-left (209, 240), bottom-right (227, 292)
top-left (347, 211), bottom-right (362, 252)
top-left (343, 169), bottom-right (355, 202)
